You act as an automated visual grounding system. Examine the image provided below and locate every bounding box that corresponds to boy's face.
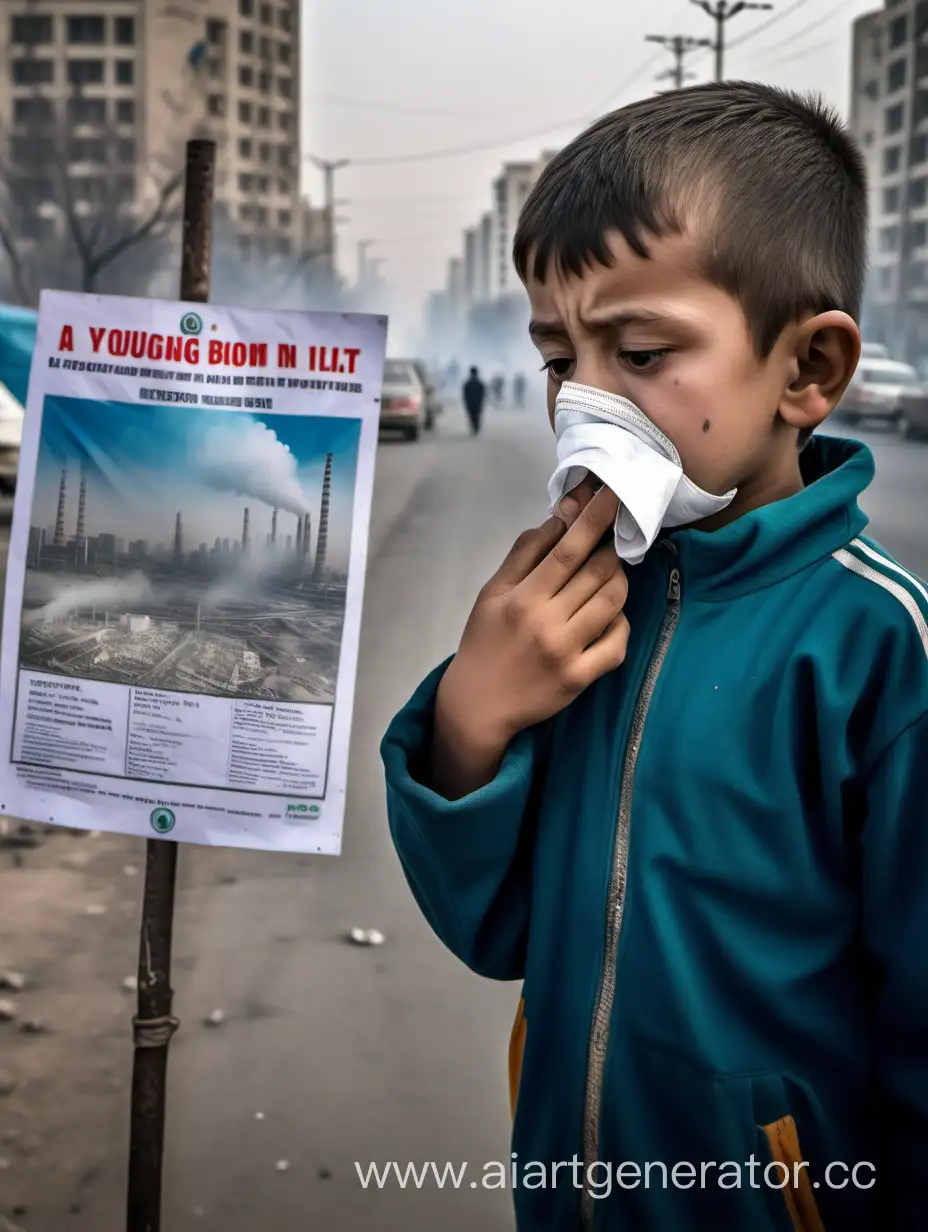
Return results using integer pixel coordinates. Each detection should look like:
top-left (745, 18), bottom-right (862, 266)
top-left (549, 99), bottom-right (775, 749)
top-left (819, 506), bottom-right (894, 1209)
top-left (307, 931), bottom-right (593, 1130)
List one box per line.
top-left (525, 229), bottom-right (856, 507)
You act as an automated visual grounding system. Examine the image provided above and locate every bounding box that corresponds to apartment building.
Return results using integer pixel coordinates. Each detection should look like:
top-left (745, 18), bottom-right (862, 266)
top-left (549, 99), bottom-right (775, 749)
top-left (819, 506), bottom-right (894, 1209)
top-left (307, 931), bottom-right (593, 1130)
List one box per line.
top-left (0, 0), bottom-right (301, 292)
top-left (850, 0), bottom-right (928, 357)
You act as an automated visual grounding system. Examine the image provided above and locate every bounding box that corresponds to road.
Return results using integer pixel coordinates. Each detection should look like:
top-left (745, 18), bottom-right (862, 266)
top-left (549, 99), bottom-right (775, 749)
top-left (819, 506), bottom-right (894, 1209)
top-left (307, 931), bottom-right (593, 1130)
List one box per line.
top-left (1, 404), bottom-right (926, 1232)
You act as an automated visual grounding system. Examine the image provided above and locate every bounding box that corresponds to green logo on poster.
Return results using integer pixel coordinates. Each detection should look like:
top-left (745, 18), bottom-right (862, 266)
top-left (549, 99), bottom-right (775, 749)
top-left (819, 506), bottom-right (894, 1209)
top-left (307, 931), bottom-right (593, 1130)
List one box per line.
top-left (150, 807), bottom-right (176, 834)
top-left (180, 312), bottom-right (202, 336)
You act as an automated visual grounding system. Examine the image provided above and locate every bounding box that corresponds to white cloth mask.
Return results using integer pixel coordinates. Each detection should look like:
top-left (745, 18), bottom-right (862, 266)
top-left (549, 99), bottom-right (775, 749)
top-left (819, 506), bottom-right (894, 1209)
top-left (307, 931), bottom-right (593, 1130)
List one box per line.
top-left (547, 381), bottom-right (737, 566)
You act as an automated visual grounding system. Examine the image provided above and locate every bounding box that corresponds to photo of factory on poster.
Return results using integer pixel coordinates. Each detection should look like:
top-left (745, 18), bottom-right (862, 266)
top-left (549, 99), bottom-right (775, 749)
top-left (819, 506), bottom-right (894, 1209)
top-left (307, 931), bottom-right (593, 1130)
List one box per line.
top-left (19, 394), bottom-right (361, 705)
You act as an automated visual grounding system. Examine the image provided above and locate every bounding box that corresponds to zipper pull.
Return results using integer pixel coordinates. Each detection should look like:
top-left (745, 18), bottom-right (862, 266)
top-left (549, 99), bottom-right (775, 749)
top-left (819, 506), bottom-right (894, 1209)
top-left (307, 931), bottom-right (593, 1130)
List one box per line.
top-left (667, 567), bottom-right (681, 602)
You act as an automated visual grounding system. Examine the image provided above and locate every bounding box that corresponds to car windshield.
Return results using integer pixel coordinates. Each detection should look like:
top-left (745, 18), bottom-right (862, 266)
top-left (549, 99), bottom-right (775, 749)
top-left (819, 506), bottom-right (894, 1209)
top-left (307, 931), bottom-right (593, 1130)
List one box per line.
top-left (861, 366), bottom-right (919, 386)
top-left (384, 360), bottom-right (417, 384)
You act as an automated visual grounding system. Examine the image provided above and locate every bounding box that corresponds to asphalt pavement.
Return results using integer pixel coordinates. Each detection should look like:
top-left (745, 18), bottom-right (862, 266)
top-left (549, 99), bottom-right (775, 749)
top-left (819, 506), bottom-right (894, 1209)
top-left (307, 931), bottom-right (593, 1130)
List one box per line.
top-left (1, 404), bottom-right (925, 1232)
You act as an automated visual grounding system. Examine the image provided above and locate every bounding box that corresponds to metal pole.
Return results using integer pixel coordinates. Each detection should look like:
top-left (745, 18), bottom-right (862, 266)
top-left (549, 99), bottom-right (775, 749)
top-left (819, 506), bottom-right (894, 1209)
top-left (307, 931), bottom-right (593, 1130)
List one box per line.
top-left (126, 137), bottom-right (215, 1232)
top-left (715, 3), bottom-right (725, 83)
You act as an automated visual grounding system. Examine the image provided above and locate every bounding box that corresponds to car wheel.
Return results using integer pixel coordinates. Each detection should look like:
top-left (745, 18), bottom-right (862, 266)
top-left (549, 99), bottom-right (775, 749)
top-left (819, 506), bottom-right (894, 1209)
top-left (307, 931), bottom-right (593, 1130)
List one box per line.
top-left (405, 424), bottom-right (420, 442)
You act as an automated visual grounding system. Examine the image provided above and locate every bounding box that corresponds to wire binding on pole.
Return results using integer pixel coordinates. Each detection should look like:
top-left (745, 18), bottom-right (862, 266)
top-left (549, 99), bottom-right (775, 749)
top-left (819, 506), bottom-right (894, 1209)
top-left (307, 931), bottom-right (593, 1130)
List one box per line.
top-left (132, 1015), bottom-right (181, 1048)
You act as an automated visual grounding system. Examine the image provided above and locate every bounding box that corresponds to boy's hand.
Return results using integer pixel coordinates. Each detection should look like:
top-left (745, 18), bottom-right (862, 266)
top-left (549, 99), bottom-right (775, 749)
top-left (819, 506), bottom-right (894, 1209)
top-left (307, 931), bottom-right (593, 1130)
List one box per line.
top-left (432, 484), bottom-right (629, 799)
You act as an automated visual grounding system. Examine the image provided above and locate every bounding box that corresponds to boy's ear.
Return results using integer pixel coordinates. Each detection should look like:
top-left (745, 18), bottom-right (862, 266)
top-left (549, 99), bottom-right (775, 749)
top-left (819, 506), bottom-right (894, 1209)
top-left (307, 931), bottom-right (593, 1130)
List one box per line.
top-left (778, 311), bottom-right (861, 434)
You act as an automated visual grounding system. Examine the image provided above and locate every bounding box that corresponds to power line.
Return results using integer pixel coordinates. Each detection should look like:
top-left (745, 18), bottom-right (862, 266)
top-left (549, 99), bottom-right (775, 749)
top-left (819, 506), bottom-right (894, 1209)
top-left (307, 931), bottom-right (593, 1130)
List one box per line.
top-left (727, 0), bottom-right (817, 48)
top-left (308, 93), bottom-right (496, 119)
top-left (311, 55), bottom-right (663, 168)
top-left (691, 1), bottom-right (774, 81)
top-left (738, 0), bottom-right (850, 58)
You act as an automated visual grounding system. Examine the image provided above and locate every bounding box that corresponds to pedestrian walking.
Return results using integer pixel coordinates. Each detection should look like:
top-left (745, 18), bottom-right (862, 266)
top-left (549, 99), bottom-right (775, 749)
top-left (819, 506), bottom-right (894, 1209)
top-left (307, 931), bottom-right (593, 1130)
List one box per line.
top-left (492, 374), bottom-right (505, 406)
top-left (513, 372), bottom-right (526, 408)
top-left (462, 366), bottom-right (486, 435)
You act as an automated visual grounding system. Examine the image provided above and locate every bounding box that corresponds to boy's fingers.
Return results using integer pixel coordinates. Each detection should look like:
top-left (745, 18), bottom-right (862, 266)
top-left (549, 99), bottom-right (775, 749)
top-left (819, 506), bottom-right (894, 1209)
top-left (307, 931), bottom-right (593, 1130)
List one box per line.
top-left (576, 612), bottom-right (631, 682)
top-left (556, 474), bottom-right (601, 525)
top-left (488, 516), bottom-right (567, 591)
top-left (553, 545), bottom-right (623, 618)
top-left (567, 568), bottom-right (629, 646)
top-left (527, 485), bottom-right (620, 597)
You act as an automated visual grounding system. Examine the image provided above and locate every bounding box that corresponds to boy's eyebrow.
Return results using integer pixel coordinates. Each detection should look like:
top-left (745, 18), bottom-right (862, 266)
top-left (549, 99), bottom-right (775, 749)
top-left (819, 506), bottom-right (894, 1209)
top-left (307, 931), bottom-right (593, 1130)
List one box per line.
top-left (528, 309), bottom-right (685, 342)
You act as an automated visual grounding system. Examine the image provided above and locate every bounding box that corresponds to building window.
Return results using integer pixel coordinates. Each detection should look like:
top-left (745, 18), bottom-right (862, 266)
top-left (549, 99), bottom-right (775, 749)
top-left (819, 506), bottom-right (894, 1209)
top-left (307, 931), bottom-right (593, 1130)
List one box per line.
top-left (890, 15), bottom-right (908, 49)
top-left (259, 71), bottom-right (272, 92)
top-left (118, 139), bottom-right (136, 164)
top-left (67, 16), bottom-right (105, 43)
top-left (209, 58), bottom-right (223, 79)
top-left (68, 97), bottom-right (107, 125)
top-left (13, 59), bottom-right (54, 85)
top-left (240, 204), bottom-right (254, 221)
top-left (116, 174), bottom-right (136, 202)
top-left (117, 100), bottom-right (135, 124)
top-left (918, 44), bottom-right (928, 80)
top-left (14, 97), bottom-right (54, 125)
top-left (912, 219), bottom-right (928, 247)
top-left (68, 59), bottom-right (105, 86)
top-left (239, 101), bottom-right (252, 122)
top-left (258, 175), bottom-right (271, 192)
top-left (913, 133), bottom-right (928, 164)
top-left (279, 7), bottom-right (292, 32)
top-left (884, 185), bottom-right (901, 213)
top-left (884, 145), bottom-right (902, 175)
top-left (208, 95), bottom-right (226, 117)
top-left (115, 17), bottom-right (135, 45)
top-left (880, 226), bottom-right (899, 252)
top-left (256, 206), bottom-right (268, 225)
top-left (207, 19), bottom-right (225, 44)
top-left (259, 142), bottom-right (272, 162)
top-left (888, 57), bottom-right (907, 92)
top-left (878, 267), bottom-right (893, 291)
top-left (278, 41), bottom-right (291, 63)
top-left (864, 79), bottom-right (880, 101)
top-left (279, 209), bottom-right (291, 227)
top-left (258, 106), bottom-right (271, 127)
top-left (916, 88), bottom-right (928, 124)
top-left (885, 103), bottom-right (905, 135)
top-left (240, 30), bottom-right (254, 53)
top-left (239, 173), bottom-right (254, 192)
top-left (278, 111), bottom-right (290, 131)
top-left (278, 177), bottom-right (289, 193)
top-left (239, 65), bottom-right (254, 86)
top-left (70, 138), bottom-right (107, 163)
top-left (11, 137), bottom-right (52, 165)
top-left (239, 138), bottom-right (253, 157)
top-left (261, 4), bottom-right (274, 23)
top-left (919, 0), bottom-right (928, 40)
top-left (12, 14), bottom-right (53, 44)
top-left (116, 60), bottom-right (135, 86)
top-left (278, 76), bottom-right (291, 98)
top-left (278, 145), bottom-right (291, 167)
top-left (911, 177), bottom-right (928, 207)
top-left (240, 0), bottom-right (254, 15)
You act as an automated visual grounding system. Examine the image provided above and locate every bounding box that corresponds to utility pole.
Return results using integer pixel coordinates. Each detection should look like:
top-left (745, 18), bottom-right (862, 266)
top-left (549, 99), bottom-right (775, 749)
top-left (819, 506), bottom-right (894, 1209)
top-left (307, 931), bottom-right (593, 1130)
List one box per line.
top-left (309, 156), bottom-right (349, 287)
top-left (646, 33), bottom-right (713, 89)
top-left (691, 0), bottom-right (773, 81)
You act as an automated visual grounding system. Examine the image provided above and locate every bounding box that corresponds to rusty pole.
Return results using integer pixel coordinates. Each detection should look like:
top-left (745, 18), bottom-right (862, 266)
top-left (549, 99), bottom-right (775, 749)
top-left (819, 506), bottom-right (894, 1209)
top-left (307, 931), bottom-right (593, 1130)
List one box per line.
top-left (126, 138), bottom-right (215, 1232)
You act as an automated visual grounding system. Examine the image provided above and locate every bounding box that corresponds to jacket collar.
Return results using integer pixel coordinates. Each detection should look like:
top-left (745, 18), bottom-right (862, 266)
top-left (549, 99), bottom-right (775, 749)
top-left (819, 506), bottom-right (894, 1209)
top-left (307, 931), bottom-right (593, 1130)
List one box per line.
top-left (663, 436), bottom-right (873, 601)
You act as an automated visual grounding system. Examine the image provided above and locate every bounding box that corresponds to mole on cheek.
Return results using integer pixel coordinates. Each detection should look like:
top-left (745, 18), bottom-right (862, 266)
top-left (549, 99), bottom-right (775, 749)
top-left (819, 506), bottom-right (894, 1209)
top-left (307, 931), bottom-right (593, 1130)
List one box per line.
top-left (702, 419), bottom-right (711, 433)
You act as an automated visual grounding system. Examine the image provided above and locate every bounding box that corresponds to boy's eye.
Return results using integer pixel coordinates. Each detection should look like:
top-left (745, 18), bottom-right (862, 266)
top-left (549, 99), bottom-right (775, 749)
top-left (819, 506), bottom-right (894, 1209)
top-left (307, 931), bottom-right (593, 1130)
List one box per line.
top-left (619, 349), bottom-right (669, 372)
top-left (540, 357), bottom-right (575, 382)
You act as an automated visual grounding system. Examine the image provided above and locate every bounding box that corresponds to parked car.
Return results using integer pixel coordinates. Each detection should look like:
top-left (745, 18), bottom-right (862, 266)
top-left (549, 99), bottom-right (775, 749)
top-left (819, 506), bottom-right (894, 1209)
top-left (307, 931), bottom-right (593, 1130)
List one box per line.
top-left (0, 380), bottom-right (23, 494)
top-left (896, 383), bottom-right (928, 439)
top-left (860, 341), bottom-right (890, 359)
top-left (835, 357), bottom-right (921, 426)
top-left (410, 360), bottom-right (443, 429)
top-left (380, 359), bottom-right (426, 441)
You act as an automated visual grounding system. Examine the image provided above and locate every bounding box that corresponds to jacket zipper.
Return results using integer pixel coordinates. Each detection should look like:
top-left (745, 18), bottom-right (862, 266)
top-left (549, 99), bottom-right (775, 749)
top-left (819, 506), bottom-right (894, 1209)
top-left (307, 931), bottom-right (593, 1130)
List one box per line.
top-left (580, 545), bottom-right (682, 1228)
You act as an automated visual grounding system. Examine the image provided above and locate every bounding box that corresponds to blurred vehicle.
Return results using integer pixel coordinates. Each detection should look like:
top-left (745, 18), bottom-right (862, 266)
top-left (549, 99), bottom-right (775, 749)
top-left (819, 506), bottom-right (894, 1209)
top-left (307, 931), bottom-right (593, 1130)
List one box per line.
top-left (896, 383), bottom-right (928, 440)
top-left (836, 357), bottom-right (920, 426)
top-left (860, 341), bottom-right (890, 359)
top-left (0, 380), bottom-right (24, 494)
top-left (410, 360), bottom-right (443, 430)
top-left (380, 358), bottom-right (426, 441)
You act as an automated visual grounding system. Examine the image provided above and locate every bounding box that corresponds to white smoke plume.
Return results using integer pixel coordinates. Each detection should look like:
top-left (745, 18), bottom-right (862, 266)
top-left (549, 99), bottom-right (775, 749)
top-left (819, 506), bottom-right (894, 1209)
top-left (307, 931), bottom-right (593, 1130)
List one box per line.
top-left (195, 417), bottom-right (310, 516)
top-left (26, 572), bottom-right (154, 626)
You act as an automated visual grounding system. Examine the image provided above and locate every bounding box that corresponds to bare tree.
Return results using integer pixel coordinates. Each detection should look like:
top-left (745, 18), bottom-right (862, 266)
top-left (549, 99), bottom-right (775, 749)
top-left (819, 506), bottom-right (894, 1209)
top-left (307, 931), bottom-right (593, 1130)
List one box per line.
top-left (0, 58), bottom-right (185, 306)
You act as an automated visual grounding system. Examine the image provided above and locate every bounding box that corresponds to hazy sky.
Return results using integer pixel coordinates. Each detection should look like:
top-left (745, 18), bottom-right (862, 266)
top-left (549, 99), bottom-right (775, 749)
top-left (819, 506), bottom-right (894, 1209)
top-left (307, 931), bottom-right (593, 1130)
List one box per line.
top-left (302, 0), bottom-right (880, 346)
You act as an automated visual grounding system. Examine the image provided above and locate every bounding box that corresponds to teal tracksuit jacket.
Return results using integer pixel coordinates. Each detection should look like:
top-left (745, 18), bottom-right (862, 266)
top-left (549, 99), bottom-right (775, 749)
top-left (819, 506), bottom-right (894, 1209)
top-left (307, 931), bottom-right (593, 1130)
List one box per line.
top-left (381, 436), bottom-right (928, 1231)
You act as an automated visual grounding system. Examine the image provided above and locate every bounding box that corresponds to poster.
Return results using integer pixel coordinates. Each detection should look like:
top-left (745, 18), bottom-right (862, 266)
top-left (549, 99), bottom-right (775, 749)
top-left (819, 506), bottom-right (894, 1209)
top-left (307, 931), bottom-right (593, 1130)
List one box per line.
top-left (0, 291), bottom-right (387, 855)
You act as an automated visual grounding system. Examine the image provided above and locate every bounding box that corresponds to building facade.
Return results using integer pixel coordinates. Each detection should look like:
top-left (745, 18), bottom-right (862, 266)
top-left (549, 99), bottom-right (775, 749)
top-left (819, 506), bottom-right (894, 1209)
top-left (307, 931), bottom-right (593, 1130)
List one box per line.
top-left (0, 0), bottom-right (301, 299)
top-left (850, 0), bottom-right (928, 358)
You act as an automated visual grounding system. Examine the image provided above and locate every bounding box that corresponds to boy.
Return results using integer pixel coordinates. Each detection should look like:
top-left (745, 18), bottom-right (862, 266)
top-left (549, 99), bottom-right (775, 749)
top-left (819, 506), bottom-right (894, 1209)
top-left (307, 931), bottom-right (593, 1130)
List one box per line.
top-left (381, 81), bottom-right (928, 1230)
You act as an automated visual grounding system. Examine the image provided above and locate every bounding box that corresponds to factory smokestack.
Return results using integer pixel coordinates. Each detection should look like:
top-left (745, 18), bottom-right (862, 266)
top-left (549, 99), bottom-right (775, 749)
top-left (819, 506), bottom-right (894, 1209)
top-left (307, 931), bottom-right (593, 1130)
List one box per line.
top-left (295, 515), bottom-right (302, 557)
top-left (312, 453), bottom-right (332, 583)
top-left (173, 512), bottom-right (183, 564)
top-left (302, 513), bottom-right (311, 561)
top-left (54, 468), bottom-right (67, 546)
top-left (75, 463), bottom-right (87, 564)
top-left (271, 507), bottom-right (278, 546)
top-left (242, 506), bottom-right (250, 553)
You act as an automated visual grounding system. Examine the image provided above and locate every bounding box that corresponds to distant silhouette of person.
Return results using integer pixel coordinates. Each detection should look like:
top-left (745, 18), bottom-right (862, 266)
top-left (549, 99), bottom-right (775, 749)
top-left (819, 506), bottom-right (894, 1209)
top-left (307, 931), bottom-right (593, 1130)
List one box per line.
top-left (513, 372), bottom-right (526, 408)
top-left (462, 366), bottom-right (486, 435)
top-left (491, 374), bottom-right (505, 406)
